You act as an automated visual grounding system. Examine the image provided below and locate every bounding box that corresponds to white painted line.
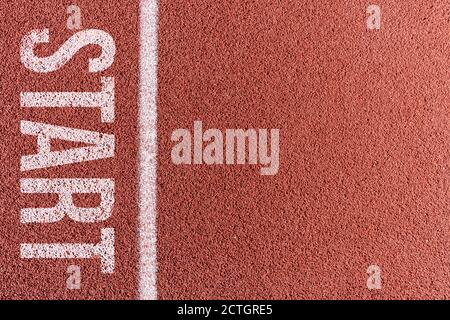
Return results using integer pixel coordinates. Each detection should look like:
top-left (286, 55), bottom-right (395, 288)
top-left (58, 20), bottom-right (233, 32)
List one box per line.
top-left (138, 0), bottom-right (159, 300)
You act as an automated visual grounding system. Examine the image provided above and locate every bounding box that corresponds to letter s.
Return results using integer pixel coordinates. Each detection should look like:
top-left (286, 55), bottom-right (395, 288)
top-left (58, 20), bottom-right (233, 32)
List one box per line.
top-left (20, 29), bottom-right (116, 73)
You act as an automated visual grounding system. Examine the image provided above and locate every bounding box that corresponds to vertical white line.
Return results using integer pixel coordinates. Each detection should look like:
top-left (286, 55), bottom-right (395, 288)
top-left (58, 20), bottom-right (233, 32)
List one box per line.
top-left (138, 0), bottom-right (159, 300)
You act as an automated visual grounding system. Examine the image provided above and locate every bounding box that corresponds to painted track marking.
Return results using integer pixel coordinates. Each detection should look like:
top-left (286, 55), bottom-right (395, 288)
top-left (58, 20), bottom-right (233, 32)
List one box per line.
top-left (138, 0), bottom-right (159, 300)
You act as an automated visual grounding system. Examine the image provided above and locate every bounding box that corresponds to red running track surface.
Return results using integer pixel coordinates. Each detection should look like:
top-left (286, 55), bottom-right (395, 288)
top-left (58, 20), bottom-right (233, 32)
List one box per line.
top-left (0, 0), bottom-right (449, 299)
